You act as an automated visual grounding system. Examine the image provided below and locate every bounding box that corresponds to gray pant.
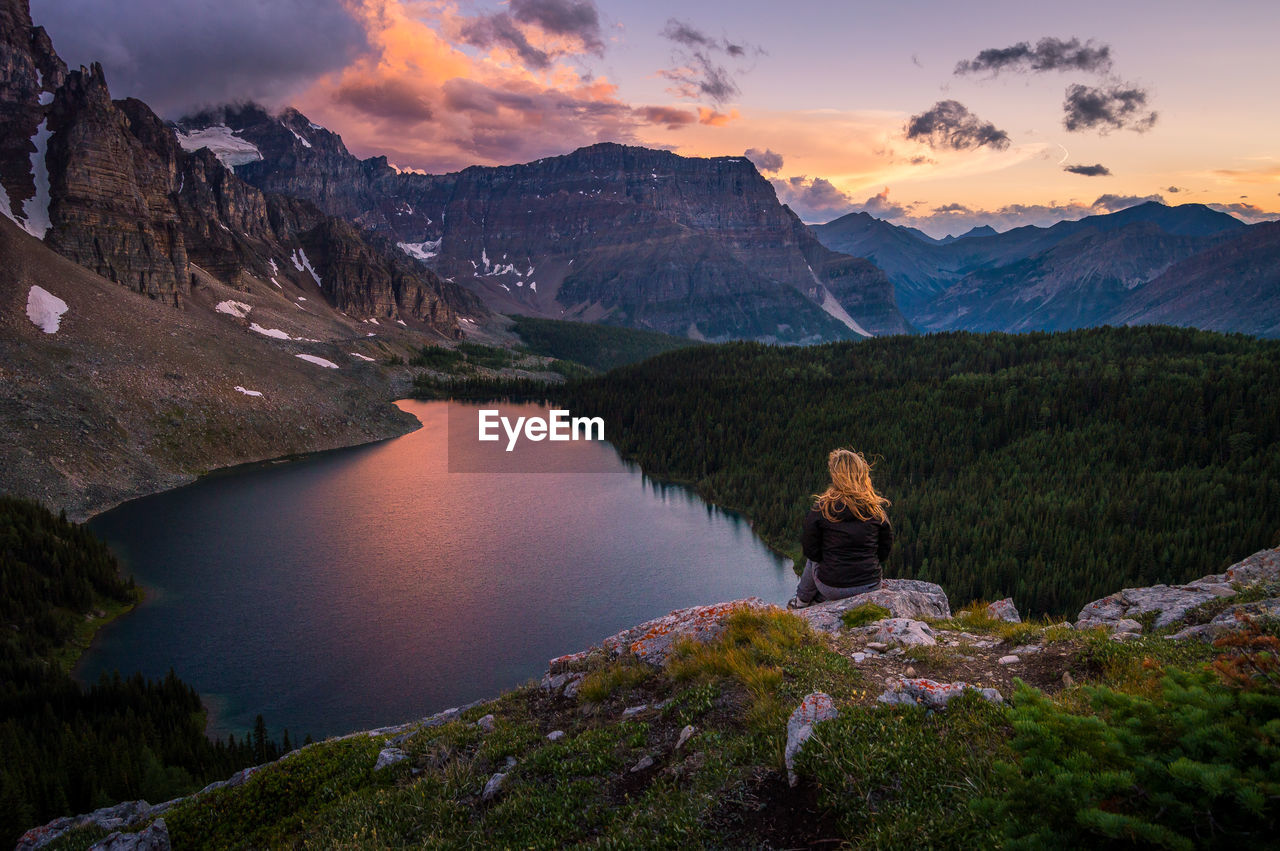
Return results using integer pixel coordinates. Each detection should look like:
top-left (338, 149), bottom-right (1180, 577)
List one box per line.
top-left (796, 559), bottom-right (881, 603)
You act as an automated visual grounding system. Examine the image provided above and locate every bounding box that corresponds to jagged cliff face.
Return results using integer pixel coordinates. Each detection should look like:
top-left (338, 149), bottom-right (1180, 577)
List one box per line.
top-left (202, 109), bottom-right (910, 341)
top-left (0, 4), bottom-right (481, 336)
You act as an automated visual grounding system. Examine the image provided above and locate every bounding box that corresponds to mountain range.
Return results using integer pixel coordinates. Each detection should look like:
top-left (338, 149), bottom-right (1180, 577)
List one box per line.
top-left (177, 104), bottom-right (910, 342)
top-left (813, 202), bottom-right (1278, 336)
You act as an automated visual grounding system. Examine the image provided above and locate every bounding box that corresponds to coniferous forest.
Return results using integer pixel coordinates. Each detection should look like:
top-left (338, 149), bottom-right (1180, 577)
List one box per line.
top-left (0, 497), bottom-right (291, 847)
top-left (556, 326), bottom-right (1280, 616)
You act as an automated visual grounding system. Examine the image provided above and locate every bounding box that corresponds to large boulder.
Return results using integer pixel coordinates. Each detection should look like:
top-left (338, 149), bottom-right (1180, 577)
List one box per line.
top-left (987, 598), bottom-right (1020, 623)
top-left (784, 692), bottom-right (840, 787)
top-left (861, 617), bottom-right (937, 647)
top-left (1076, 547), bottom-right (1279, 631)
top-left (795, 578), bottom-right (951, 635)
top-left (877, 678), bottom-right (1003, 711)
top-left (548, 598), bottom-right (774, 670)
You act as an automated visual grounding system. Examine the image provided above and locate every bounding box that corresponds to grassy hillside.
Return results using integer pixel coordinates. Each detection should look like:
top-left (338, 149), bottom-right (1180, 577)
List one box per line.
top-left (509, 315), bottom-right (701, 372)
top-left (556, 327), bottom-right (1280, 616)
top-left (41, 598), bottom-right (1279, 849)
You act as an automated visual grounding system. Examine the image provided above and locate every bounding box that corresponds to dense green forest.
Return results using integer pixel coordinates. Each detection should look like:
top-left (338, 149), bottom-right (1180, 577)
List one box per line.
top-left (0, 497), bottom-right (291, 846)
top-left (509, 315), bottom-right (701, 372)
top-left (555, 327), bottom-right (1280, 616)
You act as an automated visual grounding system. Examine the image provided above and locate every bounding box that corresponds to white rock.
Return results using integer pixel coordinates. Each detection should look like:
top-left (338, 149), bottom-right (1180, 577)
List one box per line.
top-left (476, 714), bottom-right (496, 732)
top-left (373, 747), bottom-right (408, 771)
top-left (784, 692), bottom-right (839, 787)
top-left (998, 655), bottom-right (1019, 665)
top-left (546, 730), bottom-right (565, 741)
top-left (795, 579), bottom-right (952, 635)
top-left (630, 755), bottom-right (654, 773)
top-left (676, 725), bottom-right (696, 749)
top-left (621, 704), bottom-right (647, 718)
top-left (481, 772), bottom-right (506, 802)
top-left (987, 598), bottom-right (1021, 623)
top-left (866, 618), bottom-right (936, 647)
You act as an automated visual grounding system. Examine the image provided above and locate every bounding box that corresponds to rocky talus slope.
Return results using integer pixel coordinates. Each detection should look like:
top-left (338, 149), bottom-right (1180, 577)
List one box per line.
top-left (185, 105), bottom-right (910, 343)
top-left (0, 0), bottom-right (499, 518)
top-left (20, 546), bottom-right (1279, 849)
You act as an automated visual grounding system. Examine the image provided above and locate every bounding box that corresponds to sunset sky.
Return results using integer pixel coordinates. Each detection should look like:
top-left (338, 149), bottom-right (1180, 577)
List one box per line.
top-left (33, 0), bottom-right (1280, 236)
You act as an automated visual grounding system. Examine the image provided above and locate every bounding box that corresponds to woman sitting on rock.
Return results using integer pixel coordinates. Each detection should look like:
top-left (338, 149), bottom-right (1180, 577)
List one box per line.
top-left (788, 448), bottom-right (894, 610)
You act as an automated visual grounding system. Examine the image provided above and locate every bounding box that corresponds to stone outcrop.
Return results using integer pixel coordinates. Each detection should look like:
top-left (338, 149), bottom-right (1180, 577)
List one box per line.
top-left (196, 106), bottom-right (911, 342)
top-left (794, 578), bottom-right (952, 635)
top-left (1075, 547), bottom-right (1279, 635)
top-left (987, 598), bottom-right (1020, 623)
top-left (877, 678), bottom-right (1004, 711)
top-left (785, 692), bottom-right (840, 787)
top-left (547, 598), bottom-right (774, 669)
top-left (86, 820), bottom-right (170, 851)
top-left (860, 617), bottom-right (937, 647)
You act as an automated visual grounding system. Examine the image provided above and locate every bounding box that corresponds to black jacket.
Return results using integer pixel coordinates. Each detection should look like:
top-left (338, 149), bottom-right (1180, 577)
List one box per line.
top-left (801, 504), bottom-right (893, 588)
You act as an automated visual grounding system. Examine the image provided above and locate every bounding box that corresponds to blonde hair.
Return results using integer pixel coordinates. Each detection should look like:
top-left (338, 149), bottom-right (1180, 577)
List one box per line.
top-left (814, 448), bottom-right (890, 523)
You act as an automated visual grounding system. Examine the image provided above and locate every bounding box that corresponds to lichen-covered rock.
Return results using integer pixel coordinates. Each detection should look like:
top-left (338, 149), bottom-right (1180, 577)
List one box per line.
top-left (548, 598), bottom-right (774, 669)
top-left (1077, 584), bottom-right (1232, 630)
top-left (987, 598), bottom-right (1021, 623)
top-left (1076, 617), bottom-right (1144, 635)
top-left (863, 617), bottom-right (937, 647)
top-left (17, 800), bottom-right (156, 851)
top-left (1224, 548), bottom-right (1280, 586)
top-left (1076, 547), bottom-right (1278, 631)
top-left (877, 678), bottom-right (1003, 711)
top-left (1166, 598), bottom-right (1280, 641)
top-left (87, 819), bottom-right (170, 851)
top-left (784, 692), bottom-right (840, 787)
top-left (795, 579), bottom-right (951, 634)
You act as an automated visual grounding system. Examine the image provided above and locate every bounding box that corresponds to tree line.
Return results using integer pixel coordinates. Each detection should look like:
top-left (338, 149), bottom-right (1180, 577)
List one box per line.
top-left (553, 326), bottom-right (1280, 616)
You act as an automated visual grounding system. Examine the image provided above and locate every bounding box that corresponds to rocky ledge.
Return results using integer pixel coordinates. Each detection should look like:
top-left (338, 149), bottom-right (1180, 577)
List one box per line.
top-left (19, 547), bottom-right (1280, 848)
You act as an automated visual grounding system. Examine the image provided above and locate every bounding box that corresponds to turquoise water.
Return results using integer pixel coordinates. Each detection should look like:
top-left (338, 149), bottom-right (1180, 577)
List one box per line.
top-left (79, 400), bottom-right (794, 739)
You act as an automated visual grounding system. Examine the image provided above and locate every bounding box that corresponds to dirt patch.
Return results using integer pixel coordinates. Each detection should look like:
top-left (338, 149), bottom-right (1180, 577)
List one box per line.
top-left (707, 766), bottom-right (843, 849)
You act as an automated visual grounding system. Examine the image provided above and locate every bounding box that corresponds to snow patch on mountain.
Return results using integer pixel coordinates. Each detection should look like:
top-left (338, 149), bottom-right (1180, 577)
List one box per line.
top-left (296, 354), bottom-right (339, 369)
top-left (249, 323), bottom-right (291, 340)
top-left (26, 285), bottom-right (68, 333)
top-left (175, 125), bottom-right (263, 169)
top-left (215, 300), bottom-right (252, 319)
top-left (398, 239), bottom-right (441, 261)
top-left (293, 249), bottom-right (321, 286)
top-left (18, 119), bottom-right (53, 238)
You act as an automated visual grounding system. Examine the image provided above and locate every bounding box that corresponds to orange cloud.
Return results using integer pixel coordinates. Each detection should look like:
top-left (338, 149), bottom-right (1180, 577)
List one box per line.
top-left (697, 106), bottom-right (740, 126)
top-left (296, 0), bottom-right (725, 171)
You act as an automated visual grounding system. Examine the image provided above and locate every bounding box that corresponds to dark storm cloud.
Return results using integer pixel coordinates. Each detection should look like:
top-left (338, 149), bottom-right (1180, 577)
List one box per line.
top-left (510, 0), bottom-right (604, 53)
top-left (955, 37), bottom-right (1112, 76)
top-left (1063, 83), bottom-right (1158, 133)
top-left (460, 13), bottom-right (552, 69)
top-left (744, 147), bottom-right (784, 172)
top-left (1064, 163), bottom-right (1112, 176)
top-left (1092, 193), bottom-right (1164, 212)
top-left (659, 18), bottom-right (762, 105)
top-left (333, 78), bottom-right (433, 122)
top-left (31, 0), bottom-right (367, 116)
top-left (905, 100), bottom-right (1011, 151)
top-left (772, 176), bottom-right (853, 220)
top-left (461, 0), bottom-right (604, 68)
